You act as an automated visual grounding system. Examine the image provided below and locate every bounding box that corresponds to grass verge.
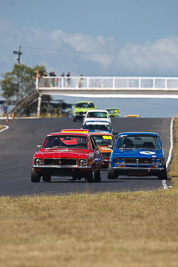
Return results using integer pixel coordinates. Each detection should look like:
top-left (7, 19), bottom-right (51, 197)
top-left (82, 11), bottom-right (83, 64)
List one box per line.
top-left (0, 118), bottom-right (178, 267)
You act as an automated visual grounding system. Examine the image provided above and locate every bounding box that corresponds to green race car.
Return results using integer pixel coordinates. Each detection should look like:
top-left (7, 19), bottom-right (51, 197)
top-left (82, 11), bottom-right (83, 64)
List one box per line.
top-left (105, 108), bottom-right (120, 118)
top-left (73, 101), bottom-right (97, 121)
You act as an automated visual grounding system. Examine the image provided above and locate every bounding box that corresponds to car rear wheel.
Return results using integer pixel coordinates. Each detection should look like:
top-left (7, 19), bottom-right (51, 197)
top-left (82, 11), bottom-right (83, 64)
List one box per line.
top-left (108, 164), bottom-right (118, 179)
top-left (31, 168), bottom-right (41, 182)
top-left (158, 165), bottom-right (167, 180)
top-left (42, 175), bottom-right (51, 182)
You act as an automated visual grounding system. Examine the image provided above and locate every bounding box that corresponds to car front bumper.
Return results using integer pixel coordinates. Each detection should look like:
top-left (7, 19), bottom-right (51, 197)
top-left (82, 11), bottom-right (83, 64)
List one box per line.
top-left (33, 165), bottom-right (92, 176)
top-left (112, 166), bottom-right (164, 176)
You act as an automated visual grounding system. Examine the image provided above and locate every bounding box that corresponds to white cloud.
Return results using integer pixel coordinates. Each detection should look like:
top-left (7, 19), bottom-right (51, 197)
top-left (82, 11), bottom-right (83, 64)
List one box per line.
top-left (117, 36), bottom-right (178, 75)
top-left (46, 30), bottom-right (178, 75)
top-left (1, 22), bottom-right (178, 76)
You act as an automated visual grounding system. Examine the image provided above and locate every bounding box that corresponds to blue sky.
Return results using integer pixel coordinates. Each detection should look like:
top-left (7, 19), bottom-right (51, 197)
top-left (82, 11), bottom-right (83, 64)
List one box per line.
top-left (0, 0), bottom-right (178, 117)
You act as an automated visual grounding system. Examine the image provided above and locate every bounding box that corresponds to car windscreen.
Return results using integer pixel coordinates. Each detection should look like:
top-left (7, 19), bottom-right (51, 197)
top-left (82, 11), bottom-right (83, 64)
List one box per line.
top-left (87, 112), bottom-right (108, 118)
top-left (116, 135), bottom-right (161, 149)
top-left (83, 124), bottom-right (111, 132)
top-left (108, 109), bottom-right (118, 114)
top-left (42, 135), bottom-right (90, 149)
top-left (92, 135), bottom-right (114, 146)
top-left (75, 103), bottom-right (95, 108)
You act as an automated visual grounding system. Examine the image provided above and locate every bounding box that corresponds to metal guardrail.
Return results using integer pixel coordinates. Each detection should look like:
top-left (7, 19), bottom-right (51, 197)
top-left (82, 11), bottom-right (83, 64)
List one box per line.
top-left (37, 76), bottom-right (178, 90)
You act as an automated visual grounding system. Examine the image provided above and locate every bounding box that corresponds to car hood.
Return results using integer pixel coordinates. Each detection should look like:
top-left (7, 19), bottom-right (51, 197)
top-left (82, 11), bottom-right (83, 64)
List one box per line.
top-left (74, 108), bottom-right (95, 112)
top-left (84, 118), bottom-right (111, 123)
top-left (34, 148), bottom-right (91, 158)
top-left (88, 129), bottom-right (112, 134)
top-left (113, 148), bottom-right (163, 158)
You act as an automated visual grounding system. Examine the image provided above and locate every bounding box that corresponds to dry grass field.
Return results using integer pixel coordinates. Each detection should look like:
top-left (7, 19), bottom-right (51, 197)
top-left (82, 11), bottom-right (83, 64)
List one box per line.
top-left (0, 118), bottom-right (178, 267)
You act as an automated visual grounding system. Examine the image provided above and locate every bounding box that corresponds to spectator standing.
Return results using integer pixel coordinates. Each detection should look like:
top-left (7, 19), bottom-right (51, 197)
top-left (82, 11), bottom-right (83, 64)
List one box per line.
top-left (66, 72), bottom-right (71, 87)
top-left (79, 74), bottom-right (84, 88)
top-left (49, 71), bottom-right (56, 87)
top-left (43, 71), bottom-right (48, 87)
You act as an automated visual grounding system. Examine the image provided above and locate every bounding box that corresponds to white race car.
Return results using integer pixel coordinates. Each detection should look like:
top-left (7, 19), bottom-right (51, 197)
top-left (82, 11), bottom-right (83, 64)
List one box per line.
top-left (82, 120), bottom-right (113, 134)
top-left (83, 109), bottom-right (111, 124)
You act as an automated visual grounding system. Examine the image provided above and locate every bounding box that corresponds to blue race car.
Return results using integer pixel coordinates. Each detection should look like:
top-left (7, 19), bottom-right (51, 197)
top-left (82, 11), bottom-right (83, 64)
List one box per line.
top-left (108, 132), bottom-right (167, 180)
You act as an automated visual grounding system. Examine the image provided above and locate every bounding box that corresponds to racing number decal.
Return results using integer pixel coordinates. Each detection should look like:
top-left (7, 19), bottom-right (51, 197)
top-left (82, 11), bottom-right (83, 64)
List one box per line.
top-left (102, 136), bottom-right (112, 140)
top-left (139, 151), bottom-right (156, 155)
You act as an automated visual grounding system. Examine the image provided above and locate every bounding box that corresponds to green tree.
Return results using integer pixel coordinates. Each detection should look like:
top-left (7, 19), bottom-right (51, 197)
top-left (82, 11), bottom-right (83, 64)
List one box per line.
top-left (1, 64), bottom-right (46, 103)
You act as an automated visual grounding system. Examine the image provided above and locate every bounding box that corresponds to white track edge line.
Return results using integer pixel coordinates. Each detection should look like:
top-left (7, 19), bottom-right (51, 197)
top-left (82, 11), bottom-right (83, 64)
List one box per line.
top-left (162, 117), bottom-right (174, 189)
top-left (166, 117), bottom-right (174, 168)
top-left (0, 125), bottom-right (9, 133)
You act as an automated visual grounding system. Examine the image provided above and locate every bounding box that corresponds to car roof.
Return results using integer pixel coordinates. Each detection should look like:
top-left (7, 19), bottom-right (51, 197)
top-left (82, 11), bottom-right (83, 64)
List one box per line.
top-left (118, 132), bottom-right (159, 137)
top-left (90, 132), bottom-right (113, 136)
top-left (75, 101), bottom-right (94, 104)
top-left (47, 131), bottom-right (90, 137)
top-left (86, 109), bottom-right (109, 113)
top-left (84, 121), bottom-right (110, 125)
top-left (105, 108), bottom-right (118, 110)
top-left (61, 129), bottom-right (89, 133)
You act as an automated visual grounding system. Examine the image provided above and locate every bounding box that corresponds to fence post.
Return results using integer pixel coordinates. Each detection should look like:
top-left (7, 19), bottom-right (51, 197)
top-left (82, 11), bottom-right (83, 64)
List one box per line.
top-left (37, 95), bottom-right (42, 118)
top-left (87, 77), bottom-right (89, 89)
top-left (36, 77), bottom-right (38, 89)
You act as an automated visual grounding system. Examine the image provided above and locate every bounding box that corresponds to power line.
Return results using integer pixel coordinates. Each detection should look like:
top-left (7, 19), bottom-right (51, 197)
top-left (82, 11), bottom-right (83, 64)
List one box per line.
top-left (23, 46), bottom-right (178, 58)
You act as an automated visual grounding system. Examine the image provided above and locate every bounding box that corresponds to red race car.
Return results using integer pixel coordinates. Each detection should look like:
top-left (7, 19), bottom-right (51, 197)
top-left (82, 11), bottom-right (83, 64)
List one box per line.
top-left (31, 130), bottom-right (102, 183)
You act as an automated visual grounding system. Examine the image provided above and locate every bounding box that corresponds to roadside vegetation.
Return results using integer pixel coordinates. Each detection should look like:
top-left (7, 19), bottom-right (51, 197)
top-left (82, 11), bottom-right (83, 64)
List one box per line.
top-left (0, 118), bottom-right (178, 267)
top-left (0, 124), bottom-right (3, 130)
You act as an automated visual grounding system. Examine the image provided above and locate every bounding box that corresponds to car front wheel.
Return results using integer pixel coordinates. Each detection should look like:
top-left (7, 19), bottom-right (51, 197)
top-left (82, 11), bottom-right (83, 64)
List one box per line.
top-left (85, 169), bottom-right (94, 183)
top-left (94, 169), bottom-right (101, 182)
top-left (42, 175), bottom-right (51, 182)
top-left (158, 165), bottom-right (167, 180)
top-left (31, 168), bottom-right (41, 182)
top-left (108, 164), bottom-right (118, 179)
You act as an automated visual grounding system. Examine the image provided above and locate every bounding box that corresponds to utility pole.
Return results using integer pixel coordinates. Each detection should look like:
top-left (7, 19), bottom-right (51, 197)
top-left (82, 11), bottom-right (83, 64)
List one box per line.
top-left (13, 45), bottom-right (22, 102)
top-left (13, 45), bottom-right (22, 64)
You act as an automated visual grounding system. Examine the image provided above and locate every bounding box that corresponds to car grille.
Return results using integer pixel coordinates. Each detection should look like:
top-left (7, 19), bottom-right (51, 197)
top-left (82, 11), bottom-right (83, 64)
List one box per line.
top-left (124, 158), bottom-right (152, 164)
top-left (102, 152), bottom-right (111, 159)
top-left (44, 158), bottom-right (77, 166)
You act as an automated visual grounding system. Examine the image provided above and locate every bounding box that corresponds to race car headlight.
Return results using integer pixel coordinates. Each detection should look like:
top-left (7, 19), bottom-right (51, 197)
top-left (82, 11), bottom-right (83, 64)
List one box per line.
top-left (34, 158), bottom-right (43, 165)
top-left (113, 157), bottom-right (124, 163)
top-left (154, 158), bottom-right (162, 165)
top-left (79, 159), bottom-right (88, 167)
top-left (113, 157), bottom-right (118, 163)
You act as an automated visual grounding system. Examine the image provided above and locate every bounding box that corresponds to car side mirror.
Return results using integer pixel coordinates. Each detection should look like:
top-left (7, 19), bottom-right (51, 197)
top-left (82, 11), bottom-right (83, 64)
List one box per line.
top-left (36, 145), bottom-right (41, 150)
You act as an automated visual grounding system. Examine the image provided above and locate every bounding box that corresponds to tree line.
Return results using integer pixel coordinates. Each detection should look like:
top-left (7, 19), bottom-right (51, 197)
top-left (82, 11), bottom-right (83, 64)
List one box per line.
top-left (0, 63), bottom-right (46, 103)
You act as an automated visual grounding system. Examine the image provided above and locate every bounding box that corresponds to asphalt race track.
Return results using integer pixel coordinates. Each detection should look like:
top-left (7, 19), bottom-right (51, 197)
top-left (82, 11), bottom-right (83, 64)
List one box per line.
top-left (0, 117), bottom-right (172, 196)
